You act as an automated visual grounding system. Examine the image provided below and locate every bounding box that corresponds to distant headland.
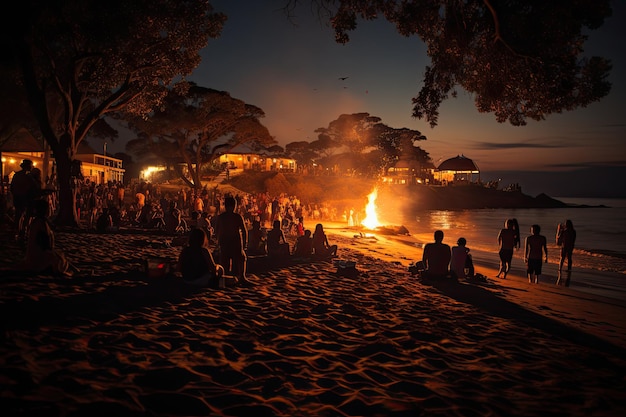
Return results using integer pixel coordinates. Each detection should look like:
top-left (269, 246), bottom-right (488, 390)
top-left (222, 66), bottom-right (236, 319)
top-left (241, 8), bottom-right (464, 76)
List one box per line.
top-left (225, 172), bottom-right (604, 211)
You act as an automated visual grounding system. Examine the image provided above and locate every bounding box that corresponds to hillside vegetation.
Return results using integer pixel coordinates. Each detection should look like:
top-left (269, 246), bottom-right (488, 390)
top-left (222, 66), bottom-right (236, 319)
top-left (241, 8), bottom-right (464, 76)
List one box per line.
top-left (226, 171), bottom-right (567, 212)
top-left (226, 172), bottom-right (376, 207)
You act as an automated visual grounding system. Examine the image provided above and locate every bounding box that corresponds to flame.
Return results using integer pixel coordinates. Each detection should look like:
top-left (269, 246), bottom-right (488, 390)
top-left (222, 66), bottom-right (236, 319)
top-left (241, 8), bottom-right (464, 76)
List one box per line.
top-left (361, 188), bottom-right (381, 229)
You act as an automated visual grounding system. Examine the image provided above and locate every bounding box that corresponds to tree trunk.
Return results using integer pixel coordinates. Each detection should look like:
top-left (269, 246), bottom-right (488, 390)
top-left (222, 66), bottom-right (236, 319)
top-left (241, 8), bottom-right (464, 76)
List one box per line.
top-left (54, 151), bottom-right (79, 227)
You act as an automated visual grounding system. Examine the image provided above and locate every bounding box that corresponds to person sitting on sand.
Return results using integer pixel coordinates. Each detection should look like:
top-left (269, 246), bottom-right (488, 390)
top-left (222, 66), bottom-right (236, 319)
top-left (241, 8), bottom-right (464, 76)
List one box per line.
top-left (164, 202), bottom-right (186, 235)
top-left (267, 219), bottom-right (290, 258)
top-left (293, 229), bottom-right (313, 258)
top-left (247, 219), bottom-right (267, 256)
top-left (497, 218), bottom-right (519, 278)
top-left (312, 223), bottom-right (338, 258)
top-left (524, 224), bottom-right (548, 284)
top-left (214, 196), bottom-right (250, 286)
top-left (178, 228), bottom-right (228, 288)
top-left (450, 237), bottom-right (474, 280)
top-left (95, 207), bottom-right (114, 233)
top-left (422, 230), bottom-right (451, 279)
top-left (22, 199), bottom-right (75, 277)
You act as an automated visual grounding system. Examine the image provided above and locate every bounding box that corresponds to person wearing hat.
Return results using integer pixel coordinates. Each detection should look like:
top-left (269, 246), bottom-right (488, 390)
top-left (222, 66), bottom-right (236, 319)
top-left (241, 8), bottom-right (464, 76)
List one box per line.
top-left (10, 159), bottom-right (39, 239)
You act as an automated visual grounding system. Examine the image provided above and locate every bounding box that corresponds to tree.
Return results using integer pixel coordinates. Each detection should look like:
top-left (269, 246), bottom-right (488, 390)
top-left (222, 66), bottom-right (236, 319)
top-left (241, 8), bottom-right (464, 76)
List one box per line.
top-left (288, 0), bottom-right (613, 127)
top-left (374, 126), bottom-right (430, 172)
top-left (315, 113), bottom-right (382, 154)
top-left (127, 84), bottom-right (275, 190)
top-left (2, 0), bottom-right (226, 226)
top-left (314, 113), bottom-right (430, 176)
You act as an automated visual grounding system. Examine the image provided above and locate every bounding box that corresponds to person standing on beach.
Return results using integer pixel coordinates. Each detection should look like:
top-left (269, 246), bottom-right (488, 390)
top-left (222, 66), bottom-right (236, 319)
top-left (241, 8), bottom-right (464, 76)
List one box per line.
top-left (496, 219), bottom-right (519, 278)
top-left (10, 159), bottom-right (38, 240)
top-left (422, 230), bottom-right (452, 280)
top-left (556, 219), bottom-right (576, 286)
top-left (524, 224), bottom-right (548, 284)
top-left (215, 196), bottom-right (250, 286)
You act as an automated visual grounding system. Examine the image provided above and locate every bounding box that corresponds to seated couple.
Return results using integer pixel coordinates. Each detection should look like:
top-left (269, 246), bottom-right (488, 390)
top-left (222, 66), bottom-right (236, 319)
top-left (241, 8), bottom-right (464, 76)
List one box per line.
top-left (421, 231), bottom-right (474, 280)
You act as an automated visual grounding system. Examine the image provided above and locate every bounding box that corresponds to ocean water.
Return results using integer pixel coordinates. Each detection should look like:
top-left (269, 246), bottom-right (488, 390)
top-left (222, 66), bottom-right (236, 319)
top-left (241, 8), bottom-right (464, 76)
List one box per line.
top-left (371, 197), bottom-right (626, 301)
top-left (390, 197), bottom-right (626, 275)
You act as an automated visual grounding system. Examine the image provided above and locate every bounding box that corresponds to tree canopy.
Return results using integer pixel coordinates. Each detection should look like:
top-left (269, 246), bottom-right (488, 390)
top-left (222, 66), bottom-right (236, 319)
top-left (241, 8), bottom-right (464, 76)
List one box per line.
top-left (126, 84), bottom-right (275, 189)
top-left (288, 0), bottom-right (613, 127)
top-left (292, 113), bottom-right (430, 177)
top-left (2, 0), bottom-right (226, 225)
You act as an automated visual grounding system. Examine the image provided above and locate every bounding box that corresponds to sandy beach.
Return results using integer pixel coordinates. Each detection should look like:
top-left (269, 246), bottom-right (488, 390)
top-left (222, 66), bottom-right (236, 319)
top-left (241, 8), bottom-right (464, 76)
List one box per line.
top-left (1, 221), bottom-right (626, 416)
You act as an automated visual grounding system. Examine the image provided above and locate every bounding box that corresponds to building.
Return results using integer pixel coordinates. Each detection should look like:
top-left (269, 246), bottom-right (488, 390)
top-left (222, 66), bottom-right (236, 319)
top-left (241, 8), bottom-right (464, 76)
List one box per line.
top-left (436, 155), bottom-right (480, 185)
top-left (382, 153), bottom-right (435, 185)
top-left (1, 129), bottom-right (124, 188)
top-left (75, 149), bottom-right (125, 184)
top-left (218, 151), bottom-right (296, 173)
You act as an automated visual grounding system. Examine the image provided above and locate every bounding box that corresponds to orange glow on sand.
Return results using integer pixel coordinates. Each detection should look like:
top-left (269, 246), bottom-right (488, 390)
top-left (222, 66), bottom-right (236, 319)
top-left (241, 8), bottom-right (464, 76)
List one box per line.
top-left (361, 188), bottom-right (381, 230)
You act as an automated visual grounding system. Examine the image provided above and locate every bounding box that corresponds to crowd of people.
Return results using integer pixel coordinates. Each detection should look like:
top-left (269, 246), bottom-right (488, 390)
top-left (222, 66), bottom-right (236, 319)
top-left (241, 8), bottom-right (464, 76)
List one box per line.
top-left (6, 158), bottom-right (577, 288)
top-left (5, 159), bottom-right (341, 284)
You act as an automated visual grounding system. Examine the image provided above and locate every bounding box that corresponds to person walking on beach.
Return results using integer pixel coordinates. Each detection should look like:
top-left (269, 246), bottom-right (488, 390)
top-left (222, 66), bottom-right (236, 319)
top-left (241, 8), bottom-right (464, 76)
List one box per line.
top-left (524, 224), bottom-right (548, 284)
top-left (556, 219), bottom-right (576, 286)
top-left (312, 223), bottom-right (338, 258)
top-left (214, 196), bottom-right (250, 286)
top-left (422, 230), bottom-right (452, 280)
top-left (10, 159), bottom-right (38, 240)
top-left (496, 218), bottom-right (519, 278)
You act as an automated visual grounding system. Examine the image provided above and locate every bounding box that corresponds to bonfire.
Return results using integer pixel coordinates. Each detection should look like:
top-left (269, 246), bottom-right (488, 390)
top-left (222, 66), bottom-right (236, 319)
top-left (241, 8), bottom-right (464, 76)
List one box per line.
top-left (359, 187), bottom-right (409, 236)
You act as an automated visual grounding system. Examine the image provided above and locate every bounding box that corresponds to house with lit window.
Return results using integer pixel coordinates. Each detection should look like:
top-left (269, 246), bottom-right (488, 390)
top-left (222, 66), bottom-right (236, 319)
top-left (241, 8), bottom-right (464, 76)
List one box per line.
top-left (1, 128), bottom-right (124, 187)
top-left (217, 144), bottom-right (296, 173)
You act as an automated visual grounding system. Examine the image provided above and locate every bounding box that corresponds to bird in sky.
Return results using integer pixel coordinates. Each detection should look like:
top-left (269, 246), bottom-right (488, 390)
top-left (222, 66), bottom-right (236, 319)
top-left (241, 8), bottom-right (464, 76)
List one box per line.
top-left (338, 76), bottom-right (349, 81)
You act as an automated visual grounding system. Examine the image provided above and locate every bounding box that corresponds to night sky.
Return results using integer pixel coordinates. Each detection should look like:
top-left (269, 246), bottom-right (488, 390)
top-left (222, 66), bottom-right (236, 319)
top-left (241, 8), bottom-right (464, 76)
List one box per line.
top-left (184, 0), bottom-right (625, 197)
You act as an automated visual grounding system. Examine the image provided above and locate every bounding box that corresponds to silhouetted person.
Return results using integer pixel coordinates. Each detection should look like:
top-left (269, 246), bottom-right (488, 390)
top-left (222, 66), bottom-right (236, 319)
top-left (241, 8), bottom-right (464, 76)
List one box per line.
top-left (556, 219), bottom-right (576, 286)
top-left (267, 219), bottom-right (290, 258)
top-left (497, 218), bottom-right (519, 278)
top-left (524, 224), bottom-right (548, 284)
top-left (312, 223), bottom-right (337, 258)
top-left (10, 159), bottom-right (38, 240)
top-left (451, 237), bottom-right (474, 280)
top-left (95, 207), bottom-right (113, 233)
top-left (22, 199), bottom-right (74, 276)
top-left (422, 230), bottom-right (451, 279)
top-left (293, 229), bottom-right (313, 258)
top-left (178, 228), bottom-right (226, 288)
top-left (215, 196), bottom-right (250, 285)
top-left (247, 219), bottom-right (267, 256)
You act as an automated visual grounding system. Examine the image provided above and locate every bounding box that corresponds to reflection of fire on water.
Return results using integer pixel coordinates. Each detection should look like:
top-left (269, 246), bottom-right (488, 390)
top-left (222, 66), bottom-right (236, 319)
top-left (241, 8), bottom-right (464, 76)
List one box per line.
top-left (361, 188), bottom-right (381, 230)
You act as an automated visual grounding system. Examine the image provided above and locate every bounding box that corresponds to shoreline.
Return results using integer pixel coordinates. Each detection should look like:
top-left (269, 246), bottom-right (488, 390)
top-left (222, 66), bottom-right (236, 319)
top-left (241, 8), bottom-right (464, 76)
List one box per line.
top-left (2, 223), bottom-right (626, 416)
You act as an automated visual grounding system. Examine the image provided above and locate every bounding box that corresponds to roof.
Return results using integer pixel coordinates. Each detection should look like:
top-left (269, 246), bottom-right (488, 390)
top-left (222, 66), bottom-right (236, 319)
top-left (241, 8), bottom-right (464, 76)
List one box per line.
top-left (437, 155), bottom-right (479, 172)
top-left (0, 128), bottom-right (44, 152)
